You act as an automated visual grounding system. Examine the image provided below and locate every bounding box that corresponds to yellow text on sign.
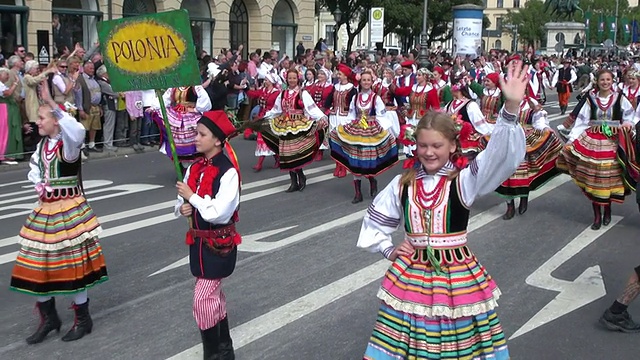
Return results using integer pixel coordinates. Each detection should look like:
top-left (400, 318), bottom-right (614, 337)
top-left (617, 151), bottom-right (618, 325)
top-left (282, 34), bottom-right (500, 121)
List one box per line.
top-left (105, 20), bottom-right (187, 74)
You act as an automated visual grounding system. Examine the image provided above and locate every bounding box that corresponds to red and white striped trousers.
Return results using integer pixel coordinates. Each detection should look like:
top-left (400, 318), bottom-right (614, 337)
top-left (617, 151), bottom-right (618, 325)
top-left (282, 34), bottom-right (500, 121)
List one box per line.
top-left (193, 278), bottom-right (227, 330)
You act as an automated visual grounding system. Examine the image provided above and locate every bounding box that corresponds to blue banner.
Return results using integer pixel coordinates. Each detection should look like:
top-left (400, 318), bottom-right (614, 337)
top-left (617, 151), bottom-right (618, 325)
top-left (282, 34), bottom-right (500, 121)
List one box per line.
top-left (634, 20), bottom-right (639, 43)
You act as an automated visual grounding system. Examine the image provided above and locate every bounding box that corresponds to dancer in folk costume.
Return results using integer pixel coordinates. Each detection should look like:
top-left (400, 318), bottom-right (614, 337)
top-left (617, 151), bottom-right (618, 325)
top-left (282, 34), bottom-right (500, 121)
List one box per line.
top-left (260, 69), bottom-right (329, 192)
top-left (330, 71), bottom-right (399, 203)
top-left (328, 64), bottom-right (358, 178)
top-left (246, 73), bottom-right (281, 172)
top-left (397, 67), bottom-right (440, 157)
top-left (358, 60), bottom-right (528, 360)
top-left (469, 72), bottom-right (504, 124)
top-left (372, 68), bottom-right (400, 139)
top-left (175, 111), bottom-right (241, 360)
top-left (480, 96), bottom-right (563, 220)
top-left (431, 66), bottom-right (453, 107)
top-left (557, 69), bottom-right (640, 230)
top-left (527, 58), bottom-right (551, 104)
top-left (11, 82), bottom-right (108, 344)
top-left (443, 77), bottom-right (493, 158)
top-left (390, 60), bottom-right (417, 126)
top-left (308, 68), bottom-right (334, 160)
top-left (619, 69), bottom-right (640, 109)
top-left (157, 85), bottom-right (212, 174)
top-left (550, 58), bottom-right (577, 115)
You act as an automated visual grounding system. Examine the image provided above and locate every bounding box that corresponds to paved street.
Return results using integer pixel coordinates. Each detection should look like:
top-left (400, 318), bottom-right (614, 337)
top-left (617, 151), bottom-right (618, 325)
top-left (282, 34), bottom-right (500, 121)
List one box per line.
top-left (1, 93), bottom-right (639, 360)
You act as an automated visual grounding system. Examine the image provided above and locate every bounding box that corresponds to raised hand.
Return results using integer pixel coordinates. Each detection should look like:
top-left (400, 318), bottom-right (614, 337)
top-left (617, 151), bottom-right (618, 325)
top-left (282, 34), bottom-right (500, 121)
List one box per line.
top-left (500, 60), bottom-right (530, 114)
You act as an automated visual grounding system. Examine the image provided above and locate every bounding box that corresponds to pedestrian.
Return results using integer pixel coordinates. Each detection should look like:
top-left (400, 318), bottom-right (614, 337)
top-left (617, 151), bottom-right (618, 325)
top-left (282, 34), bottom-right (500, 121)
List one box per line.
top-left (600, 268), bottom-right (640, 332)
top-left (550, 58), bottom-right (577, 115)
top-left (10, 80), bottom-right (108, 344)
top-left (357, 60), bottom-right (529, 360)
top-left (175, 110), bottom-right (241, 360)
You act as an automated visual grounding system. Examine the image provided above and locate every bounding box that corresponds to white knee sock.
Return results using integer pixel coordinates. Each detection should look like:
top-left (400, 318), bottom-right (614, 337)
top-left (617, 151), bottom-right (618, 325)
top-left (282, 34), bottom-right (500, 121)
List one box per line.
top-left (72, 290), bottom-right (88, 305)
top-left (37, 296), bottom-right (53, 303)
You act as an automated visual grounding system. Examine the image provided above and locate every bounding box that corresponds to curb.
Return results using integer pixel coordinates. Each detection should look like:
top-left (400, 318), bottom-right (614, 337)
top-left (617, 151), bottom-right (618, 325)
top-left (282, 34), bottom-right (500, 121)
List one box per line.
top-left (0, 145), bottom-right (157, 174)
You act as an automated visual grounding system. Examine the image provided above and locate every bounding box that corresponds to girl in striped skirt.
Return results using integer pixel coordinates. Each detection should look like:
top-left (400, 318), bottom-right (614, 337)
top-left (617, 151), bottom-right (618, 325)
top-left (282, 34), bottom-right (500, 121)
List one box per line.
top-left (557, 69), bottom-right (640, 230)
top-left (480, 97), bottom-right (563, 220)
top-left (10, 82), bottom-right (108, 344)
top-left (357, 60), bottom-right (529, 360)
top-left (329, 71), bottom-right (399, 203)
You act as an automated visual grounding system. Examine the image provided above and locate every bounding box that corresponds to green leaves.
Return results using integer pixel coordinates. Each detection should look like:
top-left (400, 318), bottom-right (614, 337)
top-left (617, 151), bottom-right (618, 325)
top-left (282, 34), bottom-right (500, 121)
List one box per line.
top-left (505, 0), bottom-right (552, 47)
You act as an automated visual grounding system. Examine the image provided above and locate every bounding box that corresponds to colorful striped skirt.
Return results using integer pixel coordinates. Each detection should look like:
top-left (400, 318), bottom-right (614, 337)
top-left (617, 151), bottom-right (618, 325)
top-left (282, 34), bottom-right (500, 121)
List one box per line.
top-left (556, 126), bottom-right (639, 204)
top-left (363, 246), bottom-right (508, 360)
top-left (261, 115), bottom-right (327, 171)
top-left (481, 127), bottom-right (563, 198)
top-left (10, 196), bottom-right (108, 296)
top-left (329, 118), bottom-right (399, 176)
top-left (154, 109), bottom-right (201, 159)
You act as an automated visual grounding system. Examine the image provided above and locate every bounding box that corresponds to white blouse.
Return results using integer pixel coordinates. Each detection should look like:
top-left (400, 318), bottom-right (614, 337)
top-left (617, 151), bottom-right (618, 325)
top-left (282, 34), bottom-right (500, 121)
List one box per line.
top-left (264, 88), bottom-right (327, 121)
top-left (357, 107), bottom-right (526, 254)
top-left (567, 91), bottom-right (638, 142)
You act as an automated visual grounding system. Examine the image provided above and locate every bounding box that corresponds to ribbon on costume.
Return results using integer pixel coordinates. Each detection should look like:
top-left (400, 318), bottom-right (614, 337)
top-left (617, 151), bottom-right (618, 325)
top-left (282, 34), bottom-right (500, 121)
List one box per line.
top-left (35, 182), bottom-right (53, 197)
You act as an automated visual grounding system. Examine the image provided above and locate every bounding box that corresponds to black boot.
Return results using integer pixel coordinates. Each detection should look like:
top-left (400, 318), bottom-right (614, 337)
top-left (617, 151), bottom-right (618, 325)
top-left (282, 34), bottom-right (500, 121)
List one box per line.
top-left (352, 180), bottom-right (363, 204)
top-left (368, 177), bottom-right (378, 197)
top-left (285, 171), bottom-right (299, 193)
top-left (603, 204), bottom-right (612, 226)
top-left (296, 169), bottom-right (306, 191)
top-left (591, 202), bottom-right (602, 230)
top-left (561, 105), bottom-right (566, 115)
top-left (200, 324), bottom-right (222, 360)
top-left (518, 197), bottom-right (529, 215)
top-left (600, 309), bottom-right (640, 333)
top-left (61, 300), bottom-right (93, 342)
top-left (218, 317), bottom-right (235, 360)
top-left (26, 297), bottom-right (62, 345)
top-left (503, 200), bottom-right (515, 220)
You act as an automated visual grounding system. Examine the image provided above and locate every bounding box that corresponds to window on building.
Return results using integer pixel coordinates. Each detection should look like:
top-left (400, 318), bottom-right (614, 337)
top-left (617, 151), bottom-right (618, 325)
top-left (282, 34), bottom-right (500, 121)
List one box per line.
top-left (0, 0), bottom-right (28, 59)
top-left (496, 17), bottom-right (503, 31)
top-left (229, 0), bottom-right (248, 59)
top-left (325, 25), bottom-right (335, 47)
top-left (182, 0), bottom-right (215, 58)
top-left (52, 0), bottom-right (102, 57)
top-left (497, 0), bottom-right (503, 8)
top-left (513, 0), bottom-right (520, 7)
top-left (271, 0), bottom-right (297, 58)
top-left (495, 39), bottom-right (502, 49)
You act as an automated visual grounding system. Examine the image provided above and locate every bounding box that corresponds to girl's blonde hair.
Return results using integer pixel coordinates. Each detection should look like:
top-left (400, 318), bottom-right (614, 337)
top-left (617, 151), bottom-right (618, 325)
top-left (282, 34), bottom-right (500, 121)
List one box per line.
top-left (399, 110), bottom-right (464, 186)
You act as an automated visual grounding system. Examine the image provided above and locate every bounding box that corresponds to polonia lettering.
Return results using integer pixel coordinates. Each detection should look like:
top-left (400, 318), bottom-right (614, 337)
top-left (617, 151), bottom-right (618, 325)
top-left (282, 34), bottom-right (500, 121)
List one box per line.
top-left (111, 35), bottom-right (182, 63)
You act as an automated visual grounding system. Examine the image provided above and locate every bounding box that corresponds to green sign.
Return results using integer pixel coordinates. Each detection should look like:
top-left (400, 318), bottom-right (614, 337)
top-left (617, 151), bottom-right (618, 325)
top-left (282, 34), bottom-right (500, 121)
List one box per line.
top-left (97, 10), bottom-right (201, 92)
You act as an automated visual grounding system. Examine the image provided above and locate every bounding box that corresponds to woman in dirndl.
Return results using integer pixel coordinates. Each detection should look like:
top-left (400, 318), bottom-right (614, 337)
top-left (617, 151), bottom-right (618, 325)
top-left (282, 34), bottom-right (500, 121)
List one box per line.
top-left (328, 64), bottom-right (357, 178)
top-left (158, 85), bottom-right (212, 174)
top-left (481, 96), bottom-right (563, 220)
top-left (557, 69), bottom-right (640, 230)
top-left (358, 59), bottom-right (530, 360)
top-left (330, 70), bottom-right (399, 203)
top-left (307, 68), bottom-right (334, 160)
top-left (10, 82), bottom-right (108, 344)
top-left (399, 67), bottom-right (440, 157)
top-left (468, 72), bottom-right (504, 124)
top-left (261, 68), bottom-right (329, 192)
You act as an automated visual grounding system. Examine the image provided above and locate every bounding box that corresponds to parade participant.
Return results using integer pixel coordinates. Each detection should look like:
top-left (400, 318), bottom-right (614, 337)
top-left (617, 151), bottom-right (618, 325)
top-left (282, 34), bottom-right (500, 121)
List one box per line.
top-left (600, 268), bottom-right (640, 333)
top-left (157, 85), bottom-right (212, 174)
top-left (557, 69), bottom-right (639, 230)
top-left (398, 67), bottom-right (440, 156)
top-left (550, 58), bottom-right (577, 115)
top-left (390, 60), bottom-right (417, 125)
top-left (329, 71), bottom-right (399, 203)
top-left (307, 68), bottom-right (334, 160)
top-left (11, 81), bottom-right (108, 344)
top-left (372, 68), bottom-right (400, 139)
top-left (261, 69), bottom-right (329, 192)
top-left (246, 73), bottom-right (281, 172)
top-left (481, 96), bottom-right (563, 219)
top-left (328, 64), bottom-right (357, 178)
top-left (528, 58), bottom-right (551, 104)
top-left (358, 60), bottom-right (528, 360)
top-left (431, 66), bottom-right (452, 107)
top-left (302, 68), bottom-right (316, 89)
top-left (175, 110), bottom-right (241, 360)
top-left (444, 77), bottom-right (493, 157)
top-left (620, 69), bottom-right (640, 109)
top-left (469, 72), bottom-right (503, 124)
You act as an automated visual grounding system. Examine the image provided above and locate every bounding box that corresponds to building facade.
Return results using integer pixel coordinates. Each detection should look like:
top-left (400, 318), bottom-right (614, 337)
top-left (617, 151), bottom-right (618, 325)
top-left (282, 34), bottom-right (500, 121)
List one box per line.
top-left (0, 0), bottom-right (316, 60)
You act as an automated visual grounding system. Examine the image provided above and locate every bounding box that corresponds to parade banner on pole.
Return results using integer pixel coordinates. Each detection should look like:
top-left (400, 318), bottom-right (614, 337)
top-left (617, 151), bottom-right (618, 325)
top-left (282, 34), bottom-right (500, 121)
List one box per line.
top-left (597, 14), bottom-right (605, 42)
top-left (607, 16), bottom-right (616, 41)
top-left (98, 10), bottom-right (201, 182)
top-left (584, 12), bottom-right (591, 43)
top-left (97, 10), bottom-right (201, 93)
top-left (623, 18), bottom-right (631, 43)
top-left (633, 20), bottom-right (639, 43)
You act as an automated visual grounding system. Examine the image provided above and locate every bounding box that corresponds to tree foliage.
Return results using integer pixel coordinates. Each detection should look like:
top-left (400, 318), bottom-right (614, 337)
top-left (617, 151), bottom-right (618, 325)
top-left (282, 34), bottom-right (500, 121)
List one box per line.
top-left (379, 0), bottom-right (490, 48)
top-left (505, 0), bottom-right (552, 47)
top-left (319, 0), bottom-right (373, 53)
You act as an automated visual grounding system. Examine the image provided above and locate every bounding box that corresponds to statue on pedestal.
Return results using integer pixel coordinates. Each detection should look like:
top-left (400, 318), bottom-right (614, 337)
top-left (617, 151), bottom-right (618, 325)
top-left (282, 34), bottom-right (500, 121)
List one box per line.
top-left (544, 0), bottom-right (584, 19)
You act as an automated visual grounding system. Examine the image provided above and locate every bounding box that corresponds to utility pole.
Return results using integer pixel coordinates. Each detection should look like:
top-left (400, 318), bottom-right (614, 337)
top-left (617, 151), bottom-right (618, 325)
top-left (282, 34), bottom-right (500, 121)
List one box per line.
top-left (418, 0), bottom-right (429, 67)
top-left (614, 0), bottom-right (619, 46)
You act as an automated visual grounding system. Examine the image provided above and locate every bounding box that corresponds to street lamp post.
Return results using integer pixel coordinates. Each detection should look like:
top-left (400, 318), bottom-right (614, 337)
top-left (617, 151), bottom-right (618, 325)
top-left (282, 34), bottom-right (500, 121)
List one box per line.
top-left (418, 0), bottom-right (429, 68)
top-left (333, 8), bottom-right (342, 53)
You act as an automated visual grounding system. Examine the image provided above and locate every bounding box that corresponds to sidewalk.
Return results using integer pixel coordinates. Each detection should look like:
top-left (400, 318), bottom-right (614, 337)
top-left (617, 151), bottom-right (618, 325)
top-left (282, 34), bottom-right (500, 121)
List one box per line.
top-left (0, 145), bottom-right (154, 174)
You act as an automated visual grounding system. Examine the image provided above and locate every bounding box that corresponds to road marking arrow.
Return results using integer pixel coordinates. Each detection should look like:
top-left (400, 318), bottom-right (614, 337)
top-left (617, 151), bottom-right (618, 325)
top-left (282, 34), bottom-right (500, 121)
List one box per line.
top-left (148, 225), bottom-right (299, 277)
top-left (509, 215), bottom-right (623, 340)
